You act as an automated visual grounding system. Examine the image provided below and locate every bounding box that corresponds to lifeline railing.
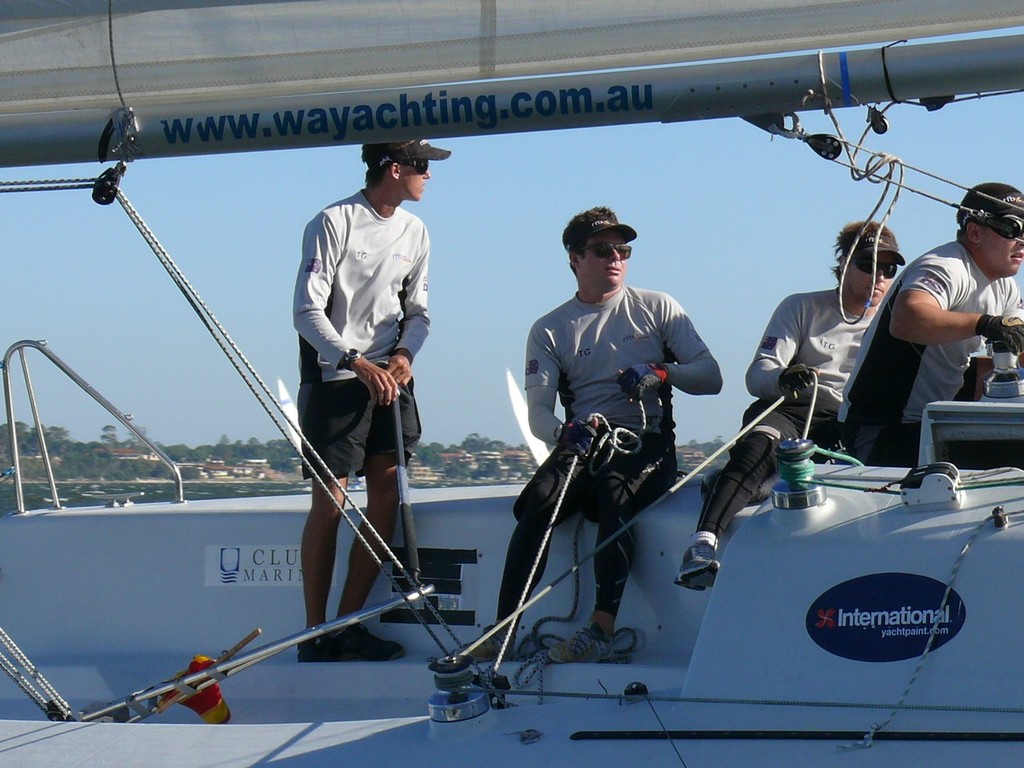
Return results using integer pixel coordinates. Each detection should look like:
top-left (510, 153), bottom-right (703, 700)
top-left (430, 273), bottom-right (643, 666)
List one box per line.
top-left (2, 339), bottom-right (184, 513)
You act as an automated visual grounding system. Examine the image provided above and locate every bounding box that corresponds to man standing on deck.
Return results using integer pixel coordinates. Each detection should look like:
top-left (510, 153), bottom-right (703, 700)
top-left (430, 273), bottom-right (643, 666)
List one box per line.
top-left (676, 221), bottom-right (903, 590)
top-left (292, 140), bottom-right (450, 662)
top-left (840, 183), bottom-right (1024, 467)
top-left (474, 206), bottom-right (722, 664)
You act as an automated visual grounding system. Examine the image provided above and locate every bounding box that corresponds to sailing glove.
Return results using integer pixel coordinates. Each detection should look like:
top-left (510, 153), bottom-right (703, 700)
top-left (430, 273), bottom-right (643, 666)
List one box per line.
top-left (778, 364), bottom-right (816, 398)
top-left (617, 363), bottom-right (668, 401)
top-left (976, 314), bottom-right (1024, 356)
top-left (558, 420), bottom-right (597, 456)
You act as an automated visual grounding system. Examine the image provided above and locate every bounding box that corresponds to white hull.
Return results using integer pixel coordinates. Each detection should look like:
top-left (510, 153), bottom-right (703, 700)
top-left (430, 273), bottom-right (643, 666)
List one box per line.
top-left (3, 440), bottom-right (1024, 766)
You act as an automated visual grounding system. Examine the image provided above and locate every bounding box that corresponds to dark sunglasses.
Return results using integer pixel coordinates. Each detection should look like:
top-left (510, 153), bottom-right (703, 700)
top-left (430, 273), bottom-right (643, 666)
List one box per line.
top-left (987, 214), bottom-right (1024, 241)
top-left (583, 242), bottom-right (632, 260)
top-left (398, 158), bottom-right (429, 175)
top-left (851, 257), bottom-right (898, 279)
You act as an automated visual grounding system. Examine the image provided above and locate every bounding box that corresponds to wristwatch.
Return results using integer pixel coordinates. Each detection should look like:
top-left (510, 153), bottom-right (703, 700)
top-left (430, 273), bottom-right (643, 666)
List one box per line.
top-left (338, 348), bottom-right (361, 370)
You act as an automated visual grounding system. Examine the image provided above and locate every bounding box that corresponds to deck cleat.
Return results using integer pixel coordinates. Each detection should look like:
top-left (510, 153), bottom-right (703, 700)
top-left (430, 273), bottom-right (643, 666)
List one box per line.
top-left (900, 462), bottom-right (963, 511)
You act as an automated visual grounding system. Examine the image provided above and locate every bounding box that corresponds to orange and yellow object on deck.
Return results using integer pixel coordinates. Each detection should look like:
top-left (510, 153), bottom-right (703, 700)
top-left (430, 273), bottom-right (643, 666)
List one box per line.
top-left (158, 654), bottom-right (231, 724)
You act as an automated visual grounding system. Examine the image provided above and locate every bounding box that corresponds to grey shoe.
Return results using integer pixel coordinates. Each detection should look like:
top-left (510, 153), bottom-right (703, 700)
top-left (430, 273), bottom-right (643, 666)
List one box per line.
top-left (548, 623), bottom-right (611, 663)
top-left (675, 540), bottom-right (719, 590)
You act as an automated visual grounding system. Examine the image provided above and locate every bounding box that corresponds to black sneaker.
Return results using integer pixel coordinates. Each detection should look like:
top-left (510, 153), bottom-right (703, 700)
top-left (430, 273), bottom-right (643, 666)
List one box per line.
top-left (296, 636), bottom-right (334, 662)
top-left (297, 624), bottom-right (405, 662)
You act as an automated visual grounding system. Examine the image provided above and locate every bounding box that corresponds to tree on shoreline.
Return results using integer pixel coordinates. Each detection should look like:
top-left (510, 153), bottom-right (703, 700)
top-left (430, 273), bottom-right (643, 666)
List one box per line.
top-left (1, 422), bottom-right (724, 482)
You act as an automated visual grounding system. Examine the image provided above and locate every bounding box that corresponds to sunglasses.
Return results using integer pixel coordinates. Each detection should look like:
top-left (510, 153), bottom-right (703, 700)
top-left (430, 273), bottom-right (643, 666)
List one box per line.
top-left (398, 158), bottom-right (429, 175)
top-left (583, 242), bottom-right (632, 260)
top-left (987, 214), bottom-right (1024, 241)
top-left (851, 257), bottom-right (898, 279)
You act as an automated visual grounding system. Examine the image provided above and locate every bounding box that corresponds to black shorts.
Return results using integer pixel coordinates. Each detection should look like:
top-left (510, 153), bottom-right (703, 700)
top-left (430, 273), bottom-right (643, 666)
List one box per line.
top-left (741, 398), bottom-right (842, 454)
top-left (297, 377), bottom-right (421, 479)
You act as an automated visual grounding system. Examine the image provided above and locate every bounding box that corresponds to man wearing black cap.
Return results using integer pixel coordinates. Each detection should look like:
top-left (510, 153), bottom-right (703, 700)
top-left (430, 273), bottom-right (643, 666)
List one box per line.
top-left (475, 206), bottom-right (722, 664)
top-left (293, 139), bottom-right (450, 662)
top-left (677, 221), bottom-right (903, 590)
top-left (840, 182), bottom-right (1024, 467)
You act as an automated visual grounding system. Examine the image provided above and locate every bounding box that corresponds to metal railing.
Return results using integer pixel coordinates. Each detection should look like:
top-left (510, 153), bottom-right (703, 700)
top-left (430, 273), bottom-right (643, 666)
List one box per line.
top-left (2, 339), bottom-right (184, 513)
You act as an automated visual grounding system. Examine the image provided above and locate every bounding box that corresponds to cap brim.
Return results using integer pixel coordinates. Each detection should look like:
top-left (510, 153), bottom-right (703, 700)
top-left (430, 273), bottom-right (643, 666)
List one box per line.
top-left (420, 145), bottom-right (451, 160)
top-left (855, 247), bottom-right (904, 265)
top-left (596, 223), bottom-right (637, 243)
top-left (405, 141), bottom-right (451, 161)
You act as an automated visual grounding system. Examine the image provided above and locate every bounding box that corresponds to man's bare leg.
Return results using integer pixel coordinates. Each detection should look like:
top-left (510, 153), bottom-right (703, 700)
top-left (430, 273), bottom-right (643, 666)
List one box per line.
top-left (337, 452), bottom-right (399, 615)
top-left (300, 477), bottom-right (348, 628)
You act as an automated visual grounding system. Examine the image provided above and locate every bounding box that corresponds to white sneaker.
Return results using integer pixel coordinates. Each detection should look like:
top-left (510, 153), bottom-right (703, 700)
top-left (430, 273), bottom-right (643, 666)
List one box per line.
top-left (675, 540), bottom-right (719, 590)
top-left (548, 624), bottom-right (611, 663)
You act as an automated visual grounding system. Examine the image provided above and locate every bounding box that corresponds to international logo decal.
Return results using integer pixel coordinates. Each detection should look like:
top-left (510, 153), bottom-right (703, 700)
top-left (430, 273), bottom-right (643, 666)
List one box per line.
top-left (815, 607), bottom-right (836, 628)
top-left (304, 258), bottom-right (322, 274)
top-left (806, 572), bottom-right (965, 662)
top-left (525, 359), bottom-right (538, 375)
top-left (760, 335), bottom-right (778, 351)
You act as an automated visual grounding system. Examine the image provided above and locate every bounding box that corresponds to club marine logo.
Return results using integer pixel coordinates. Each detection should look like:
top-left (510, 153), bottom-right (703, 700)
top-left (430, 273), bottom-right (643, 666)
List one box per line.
top-left (806, 572), bottom-right (966, 662)
top-left (205, 545), bottom-right (302, 587)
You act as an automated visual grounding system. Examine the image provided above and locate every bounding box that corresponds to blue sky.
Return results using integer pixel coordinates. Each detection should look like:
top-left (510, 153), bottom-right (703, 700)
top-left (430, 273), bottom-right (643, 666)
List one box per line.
top-left (1, 90), bottom-right (1021, 449)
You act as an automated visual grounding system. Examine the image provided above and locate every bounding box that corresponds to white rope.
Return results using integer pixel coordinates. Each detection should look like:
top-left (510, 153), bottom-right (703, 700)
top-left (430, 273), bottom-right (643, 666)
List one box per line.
top-left (587, 410), bottom-right (644, 472)
top-left (490, 453), bottom-right (579, 673)
top-left (800, 371), bottom-right (819, 441)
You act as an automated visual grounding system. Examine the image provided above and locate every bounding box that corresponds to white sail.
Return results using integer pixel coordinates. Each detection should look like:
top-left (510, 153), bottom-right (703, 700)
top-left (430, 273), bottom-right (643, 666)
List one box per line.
top-left (2, 2), bottom-right (1024, 165)
top-left (275, 377), bottom-right (301, 453)
top-left (505, 368), bottom-right (549, 467)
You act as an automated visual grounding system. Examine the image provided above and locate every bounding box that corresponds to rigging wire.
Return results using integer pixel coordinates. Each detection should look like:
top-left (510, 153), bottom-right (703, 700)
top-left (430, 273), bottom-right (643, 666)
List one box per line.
top-left (100, 1), bottom-right (141, 164)
top-left (0, 179), bottom-right (94, 194)
top-left (106, 0), bottom-right (128, 113)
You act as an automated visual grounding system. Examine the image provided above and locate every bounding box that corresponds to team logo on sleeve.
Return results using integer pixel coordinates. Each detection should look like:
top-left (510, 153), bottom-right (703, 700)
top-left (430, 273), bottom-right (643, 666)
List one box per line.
top-left (760, 335), bottom-right (779, 351)
top-left (304, 258), bottom-right (322, 274)
top-left (918, 270), bottom-right (948, 298)
top-left (525, 359), bottom-right (539, 375)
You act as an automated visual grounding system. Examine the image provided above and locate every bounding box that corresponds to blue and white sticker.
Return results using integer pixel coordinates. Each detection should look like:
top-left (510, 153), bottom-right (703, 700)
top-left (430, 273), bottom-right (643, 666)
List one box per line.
top-left (806, 572), bottom-right (965, 662)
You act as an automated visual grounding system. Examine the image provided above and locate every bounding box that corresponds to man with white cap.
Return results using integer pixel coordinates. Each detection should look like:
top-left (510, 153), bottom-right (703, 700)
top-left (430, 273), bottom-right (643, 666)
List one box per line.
top-left (293, 139), bottom-right (451, 662)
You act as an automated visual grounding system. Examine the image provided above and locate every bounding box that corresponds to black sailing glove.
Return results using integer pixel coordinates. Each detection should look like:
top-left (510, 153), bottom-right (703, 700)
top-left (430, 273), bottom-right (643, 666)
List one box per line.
top-left (976, 315), bottom-right (1024, 356)
top-left (558, 419), bottom-right (597, 456)
top-left (777, 363), bottom-right (816, 398)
